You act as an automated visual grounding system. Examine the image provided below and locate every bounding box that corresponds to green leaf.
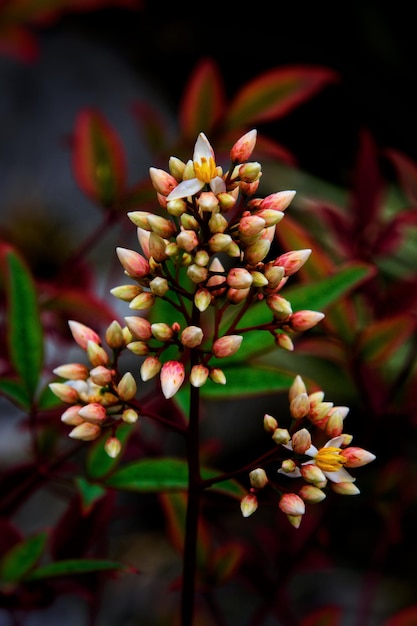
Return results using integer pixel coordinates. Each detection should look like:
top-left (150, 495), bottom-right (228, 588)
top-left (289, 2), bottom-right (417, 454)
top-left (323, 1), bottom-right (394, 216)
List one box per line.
top-left (357, 314), bottom-right (416, 365)
top-left (26, 558), bottom-right (131, 581)
top-left (105, 457), bottom-right (246, 499)
top-left (85, 422), bottom-right (135, 480)
top-left (225, 65), bottom-right (338, 129)
top-left (3, 249), bottom-right (43, 399)
top-left (201, 364), bottom-right (296, 398)
top-left (0, 377), bottom-right (30, 409)
top-left (75, 476), bottom-right (107, 513)
top-left (0, 531), bottom-right (48, 583)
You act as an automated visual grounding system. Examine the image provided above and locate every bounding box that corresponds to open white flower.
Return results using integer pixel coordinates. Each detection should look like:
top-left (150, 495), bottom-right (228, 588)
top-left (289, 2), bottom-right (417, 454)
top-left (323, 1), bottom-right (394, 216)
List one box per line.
top-left (166, 133), bottom-right (225, 201)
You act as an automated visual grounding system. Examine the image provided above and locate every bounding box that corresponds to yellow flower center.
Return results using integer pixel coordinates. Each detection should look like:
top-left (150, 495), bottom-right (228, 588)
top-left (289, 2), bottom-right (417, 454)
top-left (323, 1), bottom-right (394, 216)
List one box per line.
top-left (194, 156), bottom-right (217, 183)
top-left (315, 446), bottom-right (346, 472)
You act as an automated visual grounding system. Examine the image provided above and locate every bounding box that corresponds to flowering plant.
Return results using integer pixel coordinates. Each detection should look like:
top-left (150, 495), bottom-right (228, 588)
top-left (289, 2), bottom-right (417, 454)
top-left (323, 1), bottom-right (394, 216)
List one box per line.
top-left (47, 129), bottom-right (375, 624)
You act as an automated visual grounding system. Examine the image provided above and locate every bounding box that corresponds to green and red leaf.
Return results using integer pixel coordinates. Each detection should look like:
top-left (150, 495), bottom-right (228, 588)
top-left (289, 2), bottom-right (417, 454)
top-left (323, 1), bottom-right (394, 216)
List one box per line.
top-left (383, 605), bottom-right (417, 626)
top-left (0, 531), bottom-right (48, 584)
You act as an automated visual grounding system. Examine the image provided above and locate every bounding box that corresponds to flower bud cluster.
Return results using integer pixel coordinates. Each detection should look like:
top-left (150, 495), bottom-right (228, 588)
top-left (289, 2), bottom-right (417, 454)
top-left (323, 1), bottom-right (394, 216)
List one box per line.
top-left (49, 320), bottom-right (139, 455)
top-left (240, 375), bottom-right (376, 527)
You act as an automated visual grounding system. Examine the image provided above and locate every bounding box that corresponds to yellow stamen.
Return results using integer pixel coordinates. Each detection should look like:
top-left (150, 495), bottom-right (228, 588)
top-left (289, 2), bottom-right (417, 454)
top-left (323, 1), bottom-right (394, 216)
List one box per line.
top-left (315, 446), bottom-right (346, 472)
top-left (194, 156), bottom-right (217, 183)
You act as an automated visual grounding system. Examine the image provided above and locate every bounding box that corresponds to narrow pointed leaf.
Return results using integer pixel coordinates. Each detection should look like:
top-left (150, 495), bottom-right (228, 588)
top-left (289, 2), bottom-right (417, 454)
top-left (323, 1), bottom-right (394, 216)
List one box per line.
top-left (75, 477), bottom-right (107, 514)
top-left (2, 248), bottom-right (43, 398)
top-left (226, 65), bottom-right (338, 128)
top-left (180, 57), bottom-right (226, 139)
top-left (201, 364), bottom-right (295, 398)
top-left (383, 605), bottom-right (417, 626)
top-left (385, 148), bottom-right (417, 205)
top-left (0, 378), bottom-right (30, 409)
top-left (357, 314), bottom-right (416, 365)
top-left (26, 558), bottom-right (131, 581)
top-left (72, 108), bottom-right (126, 207)
top-left (0, 531), bottom-right (48, 583)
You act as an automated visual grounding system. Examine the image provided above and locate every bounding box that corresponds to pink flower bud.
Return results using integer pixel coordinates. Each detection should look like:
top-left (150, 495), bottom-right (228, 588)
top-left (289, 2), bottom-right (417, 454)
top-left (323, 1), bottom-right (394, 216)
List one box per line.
top-left (289, 393), bottom-right (310, 419)
top-left (227, 287), bottom-right (250, 304)
top-left (255, 208), bottom-right (285, 227)
top-left (325, 409), bottom-right (344, 437)
top-left (129, 292), bottom-right (155, 311)
top-left (110, 284), bottom-right (143, 302)
top-left (190, 364), bottom-right (209, 387)
top-left (240, 493), bottom-right (258, 518)
top-left (230, 129), bottom-right (257, 162)
top-left (176, 229), bottom-right (199, 252)
top-left (194, 288), bottom-right (211, 312)
top-left (331, 481), bottom-right (360, 496)
top-left (289, 310), bottom-right (325, 332)
top-left (341, 447), bottom-right (376, 468)
top-left (168, 156), bottom-right (186, 180)
top-left (263, 413), bottom-right (278, 432)
top-left (149, 167), bottom-right (178, 196)
top-left (105, 320), bottom-right (125, 349)
top-left (209, 233), bottom-right (233, 253)
top-left (197, 190), bottom-right (219, 212)
top-left (300, 464), bottom-right (327, 485)
top-left (149, 276), bottom-right (169, 296)
top-left (122, 408), bottom-right (139, 424)
top-left (212, 335), bottom-right (243, 358)
top-left (149, 232), bottom-right (167, 262)
top-left (116, 247), bottom-right (150, 280)
top-left (244, 239), bottom-right (271, 265)
top-left (89, 365), bottom-right (114, 386)
top-left (276, 333), bottom-right (294, 351)
top-left (140, 356), bottom-right (162, 381)
top-left (124, 316), bottom-right (152, 340)
top-left (279, 493), bottom-right (305, 516)
top-left (274, 249), bottom-right (311, 276)
top-left (127, 210), bottom-right (151, 230)
top-left (187, 264), bottom-right (209, 284)
top-left (53, 363), bottom-right (89, 380)
top-left (291, 428), bottom-right (312, 454)
top-left (160, 360), bottom-right (185, 399)
top-left (260, 190), bottom-right (296, 212)
top-left (299, 485), bottom-right (326, 503)
top-left (266, 294), bottom-right (293, 320)
top-left (209, 367), bottom-right (226, 385)
top-left (69, 422), bottom-right (102, 441)
top-left (104, 436), bottom-right (122, 459)
top-left (309, 401), bottom-right (334, 429)
top-left (151, 323), bottom-right (174, 342)
top-left (78, 402), bottom-right (107, 424)
top-left (272, 428), bottom-right (290, 445)
top-left (117, 372), bottom-right (137, 401)
top-left (226, 268), bottom-right (253, 289)
top-left (68, 320), bottom-right (101, 350)
top-left (249, 468), bottom-right (268, 489)
top-left (218, 192), bottom-right (237, 212)
top-left (238, 215), bottom-right (265, 243)
top-left (49, 382), bottom-right (79, 404)
top-left (87, 340), bottom-right (109, 367)
top-left (289, 375), bottom-right (307, 401)
top-left (126, 341), bottom-right (149, 356)
top-left (239, 161), bottom-right (261, 183)
top-left (147, 214), bottom-right (176, 238)
top-left (61, 405), bottom-right (83, 425)
top-left (181, 326), bottom-right (204, 348)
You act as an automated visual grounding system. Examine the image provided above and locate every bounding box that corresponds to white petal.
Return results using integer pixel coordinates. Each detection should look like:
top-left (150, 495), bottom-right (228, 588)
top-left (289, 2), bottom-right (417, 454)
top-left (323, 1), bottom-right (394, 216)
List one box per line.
top-left (305, 444), bottom-right (319, 457)
top-left (278, 467), bottom-right (302, 478)
top-left (209, 176), bottom-right (226, 194)
top-left (166, 178), bottom-right (205, 201)
top-left (193, 133), bottom-right (214, 162)
top-left (325, 435), bottom-right (346, 448)
top-left (324, 467), bottom-right (356, 483)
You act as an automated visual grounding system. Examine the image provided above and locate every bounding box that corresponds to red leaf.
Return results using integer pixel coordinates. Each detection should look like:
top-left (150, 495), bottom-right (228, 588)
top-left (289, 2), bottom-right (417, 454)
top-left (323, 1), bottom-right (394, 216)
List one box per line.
top-left (130, 100), bottom-right (170, 154)
top-left (225, 65), bottom-right (338, 128)
top-left (385, 148), bottom-right (417, 205)
top-left (300, 606), bottom-right (343, 626)
top-left (72, 109), bottom-right (127, 208)
top-left (0, 23), bottom-right (38, 61)
top-left (357, 314), bottom-right (416, 365)
top-left (373, 208), bottom-right (417, 256)
top-left (180, 57), bottom-right (226, 141)
top-left (383, 605), bottom-right (417, 626)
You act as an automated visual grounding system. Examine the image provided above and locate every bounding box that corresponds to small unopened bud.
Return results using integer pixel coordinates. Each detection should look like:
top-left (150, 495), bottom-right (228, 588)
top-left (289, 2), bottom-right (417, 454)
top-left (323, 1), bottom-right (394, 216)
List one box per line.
top-left (238, 215), bottom-right (265, 243)
top-left (274, 249), bottom-right (311, 276)
top-left (168, 156), bottom-right (186, 180)
top-left (217, 192), bottom-right (236, 212)
top-left (87, 340), bottom-right (109, 367)
top-left (264, 265), bottom-right (285, 288)
top-left (230, 129), bottom-right (257, 163)
top-left (78, 402), bottom-right (107, 424)
top-left (289, 392), bottom-right (310, 419)
top-left (331, 481), bottom-right (361, 495)
top-left (244, 239), bottom-right (271, 265)
top-left (127, 341), bottom-right (149, 356)
top-left (105, 320), bottom-right (125, 349)
top-left (240, 493), bottom-right (258, 518)
top-left (279, 493), bottom-right (305, 516)
top-left (117, 372), bottom-right (137, 401)
top-left (110, 284), bottom-right (143, 302)
top-left (280, 459), bottom-right (297, 473)
top-left (180, 326), bottom-right (203, 348)
top-left (68, 320), bottom-right (100, 350)
top-left (325, 409), bottom-right (344, 437)
top-left (187, 264), bottom-right (208, 284)
top-left (116, 247), bottom-right (150, 280)
top-left (276, 333), bottom-right (294, 351)
top-left (212, 335), bottom-right (243, 358)
top-left (309, 390), bottom-right (325, 407)
top-left (176, 229), bottom-right (199, 252)
top-left (122, 408), bottom-right (139, 424)
top-left (149, 167), bottom-right (178, 196)
top-left (299, 485), bottom-right (326, 503)
top-left (291, 428), bottom-right (311, 454)
top-left (149, 232), bottom-right (167, 262)
top-left (263, 413), bottom-right (278, 432)
top-left (49, 382), bottom-right (79, 404)
top-left (167, 198), bottom-right (187, 216)
top-left (239, 161), bottom-right (261, 183)
top-left (53, 363), bottom-right (89, 380)
top-left (226, 268), bottom-right (253, 289)
top-left (289, 375), bottom-right (307, 401)
top-left (309, 402), bottom-right (334, 429)
top-left (249, 468), bottom-right (268, 489)
top-left (197, 191), bottom-right (219, 212)
top-left (209, 367), bottom-right (226, 385)
top-left (149, 276), bottom-right (169, 297)
top-left (250, 270), bottom-right (268, 287)
top-left (209, 233), bottom-right (233, 253)
top-left (127, 210), bottom-right (151, 230)
top-left (227, 287), bottom-right (250, 304)
top-left (160, 361), bottom-right (185, 399)
top-left (260, 190), bottom-right (296, 212)
top-left (69, 422), bottom-right (102, 441)
top-left (89, 365), bottom-right (114, 386)
top-left (208, 212), bottom-right (228, 234)
top-left (190, 364), bottom-right (209, 387)
top-left (300, 464), bottom-right (327, 485)
top-left (147, 214), bottom-right (176, 238)
top-left (194, 288), bottom-right (211, 312)
top-left (61, 405), bottom-right (83, 425)
top-left (151, 323), bottom-right (174, 342)
top-left (255, 208), bottom-right (284, 227)
top-left (140, 356), bottom-right (162, 382)
top-left (124, 316), bottom-right (152, 341)
top-left (129, 292), bottom-right (155, 311)
top-left (289, 310), bottom-right (325, 332)
top-left (266, 294), bottom-right (293, 320)
top-left (104, 436), bottom-right (122, 459)
top-left (341, 447), bottom-right (376, 468)
top-left (272, 428), bottom-right (290, 445)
